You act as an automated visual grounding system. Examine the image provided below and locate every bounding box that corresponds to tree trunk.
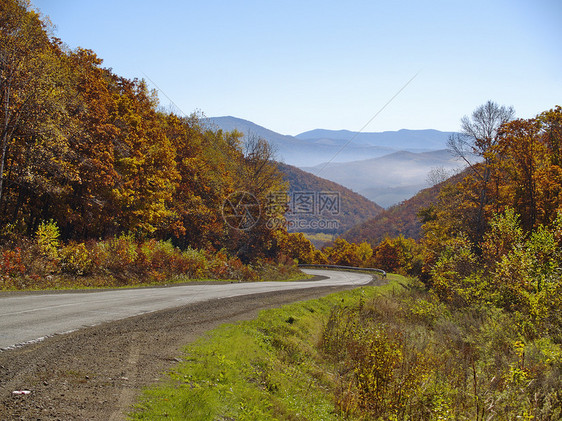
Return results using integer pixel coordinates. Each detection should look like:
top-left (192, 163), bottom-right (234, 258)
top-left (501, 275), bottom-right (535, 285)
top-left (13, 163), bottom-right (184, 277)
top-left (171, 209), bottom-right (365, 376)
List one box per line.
top-left (476, 163), bottom-right (491, 241)
top-left (0, 85), bottom-right (10, 207)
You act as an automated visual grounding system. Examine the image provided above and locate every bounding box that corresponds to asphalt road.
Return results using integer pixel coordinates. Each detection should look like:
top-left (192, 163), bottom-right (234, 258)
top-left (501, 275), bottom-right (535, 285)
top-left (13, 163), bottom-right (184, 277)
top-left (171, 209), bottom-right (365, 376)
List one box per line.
top-left (0, 269), bottom-right (372, 350)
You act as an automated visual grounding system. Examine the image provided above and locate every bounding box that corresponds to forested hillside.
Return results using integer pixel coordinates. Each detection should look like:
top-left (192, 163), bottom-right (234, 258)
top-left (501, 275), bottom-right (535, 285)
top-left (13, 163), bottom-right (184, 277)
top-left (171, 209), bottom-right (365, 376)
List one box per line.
top-left (0, 2), bottom-right (288, 252)
top-left (342, 170), bottom-right (467, 245)
top-left (0, 0), bottom-right (302, 289)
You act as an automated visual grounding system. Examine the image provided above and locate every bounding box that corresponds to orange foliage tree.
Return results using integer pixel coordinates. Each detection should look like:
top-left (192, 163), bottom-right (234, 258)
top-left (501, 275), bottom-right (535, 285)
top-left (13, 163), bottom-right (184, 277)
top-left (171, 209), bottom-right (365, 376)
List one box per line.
top-left (0, 0), bottom-right (289, 263)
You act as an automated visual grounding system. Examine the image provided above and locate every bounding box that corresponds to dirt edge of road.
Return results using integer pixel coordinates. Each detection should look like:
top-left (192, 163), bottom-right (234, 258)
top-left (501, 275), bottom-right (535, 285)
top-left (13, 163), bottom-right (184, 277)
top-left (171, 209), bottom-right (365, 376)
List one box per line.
top-left (0, 276), bottom-right (383, 420)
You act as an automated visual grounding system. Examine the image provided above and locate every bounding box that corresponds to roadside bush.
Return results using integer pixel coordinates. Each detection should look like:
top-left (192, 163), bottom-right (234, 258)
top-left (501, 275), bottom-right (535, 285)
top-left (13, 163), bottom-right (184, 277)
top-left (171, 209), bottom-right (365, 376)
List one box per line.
top-left (60, 242), bottom-right (94, 276)
top-left (138, 240), bottom-right (183, 281)
top-left (430, 233), bottom-right (479, 305)
top-left (253, 256), bottom-right (300, 281)
top-left (0, 231), bottom-right (305, 290)
top-left (104, 234), bottom-right (139, 273)
top-left (0, 247), bottom-right (26, 289)
top-left (320, 285), bottom-right (562, 420)
top-left (181, 247), bottom-right (209, 278)
top-left (224, 255), bottom-right (259, 281)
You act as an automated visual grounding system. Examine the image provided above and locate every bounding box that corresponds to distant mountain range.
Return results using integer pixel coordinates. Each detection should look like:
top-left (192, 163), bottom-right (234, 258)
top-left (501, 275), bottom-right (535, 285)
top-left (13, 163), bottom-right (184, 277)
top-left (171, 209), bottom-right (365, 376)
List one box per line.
top-left (205, 116), bottom-right (456, 167)
top-left (296, 128), bottom-right (452, 150)
top-left (206, 116), bottom-right (465, 207)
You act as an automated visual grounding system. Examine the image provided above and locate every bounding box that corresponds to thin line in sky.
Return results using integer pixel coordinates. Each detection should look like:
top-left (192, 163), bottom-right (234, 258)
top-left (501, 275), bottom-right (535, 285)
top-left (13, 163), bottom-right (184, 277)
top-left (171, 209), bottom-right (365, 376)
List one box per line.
top-left (142, 72), bottom-right (188, 117)
top-left (142, 71), bottom-right (224, 151)
top-left (313, 71), bottom-right (421, 178)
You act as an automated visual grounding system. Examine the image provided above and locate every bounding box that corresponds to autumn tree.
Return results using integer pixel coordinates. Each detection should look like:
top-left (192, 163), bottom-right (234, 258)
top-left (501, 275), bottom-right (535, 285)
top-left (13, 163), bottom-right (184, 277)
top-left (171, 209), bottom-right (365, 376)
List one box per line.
top-left (448, 100), bottom-right (515, 241)
top-left (493, 106), bottom-right (562, 230)
top-left (539, 106), bottom-right (562, 217)
top-left (323, 238), bottom-right (373, 267)
top-left (59, 49), bottom-right (121, 238)
top-left (227, 134), bottom-right (287, 262)
top-left (0, 0), bottom-right (79, 233)
top-left (0, 0), bottom-right (45, 205)
top-left (108, 77), bottom-right (179, 237)
top-left (372, 235), bottom-right (420, 274)
top-left (162, 116), bottom-right (241, 250)
top-left (272, 231), bottom-right (317, 264)
top-left (494, 117), bottom-right (545, 230)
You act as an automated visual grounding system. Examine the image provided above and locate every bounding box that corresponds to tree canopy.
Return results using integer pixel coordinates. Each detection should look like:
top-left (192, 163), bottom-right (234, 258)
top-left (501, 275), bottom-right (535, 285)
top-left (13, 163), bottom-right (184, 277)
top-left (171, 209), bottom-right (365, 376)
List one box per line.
top-left (0, 0), bottom-right (286, 262)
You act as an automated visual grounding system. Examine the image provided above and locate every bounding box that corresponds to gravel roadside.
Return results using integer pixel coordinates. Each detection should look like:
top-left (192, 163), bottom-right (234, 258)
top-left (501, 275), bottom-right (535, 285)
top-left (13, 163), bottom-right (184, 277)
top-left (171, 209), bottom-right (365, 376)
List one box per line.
top-left (0, 279), bottom-right (377, 420)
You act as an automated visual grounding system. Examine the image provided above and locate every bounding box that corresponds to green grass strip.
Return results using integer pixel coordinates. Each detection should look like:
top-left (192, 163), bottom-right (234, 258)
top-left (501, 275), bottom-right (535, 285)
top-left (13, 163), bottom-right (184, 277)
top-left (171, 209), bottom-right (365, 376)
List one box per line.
top-left (129, 274), bottom-right (408, 420)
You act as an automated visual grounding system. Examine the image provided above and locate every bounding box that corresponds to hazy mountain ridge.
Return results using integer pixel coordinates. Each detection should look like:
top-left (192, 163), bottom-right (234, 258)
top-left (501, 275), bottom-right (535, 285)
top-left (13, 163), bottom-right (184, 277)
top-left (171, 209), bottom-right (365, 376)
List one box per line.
top-left (296, 128), bottom-right (454, 150)
top-left (206, 116), bottom-right (456, 168)
top-left (204, 116), bottom-right (302, 148)
top-left (207, 116), bottom-right (463, 207)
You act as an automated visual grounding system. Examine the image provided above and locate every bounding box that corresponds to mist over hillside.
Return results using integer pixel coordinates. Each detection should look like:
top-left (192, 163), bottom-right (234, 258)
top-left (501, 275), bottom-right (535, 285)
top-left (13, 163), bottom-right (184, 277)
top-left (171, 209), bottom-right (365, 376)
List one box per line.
top-left (304, 149), bottom-right (465, 207)
top-left (342, 169), bottom-right (469, 245)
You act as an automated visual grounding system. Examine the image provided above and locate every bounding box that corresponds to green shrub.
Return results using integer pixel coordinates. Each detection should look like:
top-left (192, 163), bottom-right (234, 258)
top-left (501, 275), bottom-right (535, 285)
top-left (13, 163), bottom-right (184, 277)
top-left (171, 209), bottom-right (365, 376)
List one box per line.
top-left (181, 247), bottom-right (209, 278)
top-left (36, 220), bottom-right (60, 259)
top-left (320, 285), bottom-right (562, 420)
top-left (60, 242), bottom-right (93, 276)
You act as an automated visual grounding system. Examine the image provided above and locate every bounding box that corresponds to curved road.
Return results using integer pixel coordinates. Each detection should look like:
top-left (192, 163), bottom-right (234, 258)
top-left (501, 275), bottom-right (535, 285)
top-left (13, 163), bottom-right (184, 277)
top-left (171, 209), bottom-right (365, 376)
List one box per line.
top-left (0, 269), bottom-right (372, 350)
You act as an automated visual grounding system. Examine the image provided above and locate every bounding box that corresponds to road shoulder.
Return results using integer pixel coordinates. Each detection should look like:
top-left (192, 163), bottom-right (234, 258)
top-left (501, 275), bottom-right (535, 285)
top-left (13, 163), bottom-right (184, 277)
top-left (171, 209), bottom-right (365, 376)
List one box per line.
top-left (0, 281), bottom-right (374, 420)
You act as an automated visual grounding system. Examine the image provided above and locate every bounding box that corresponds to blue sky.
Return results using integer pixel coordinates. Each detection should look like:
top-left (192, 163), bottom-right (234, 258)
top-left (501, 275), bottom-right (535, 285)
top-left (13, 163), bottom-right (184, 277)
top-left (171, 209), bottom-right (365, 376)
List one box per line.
top-left (32, 0), bottom-right (561, 136)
